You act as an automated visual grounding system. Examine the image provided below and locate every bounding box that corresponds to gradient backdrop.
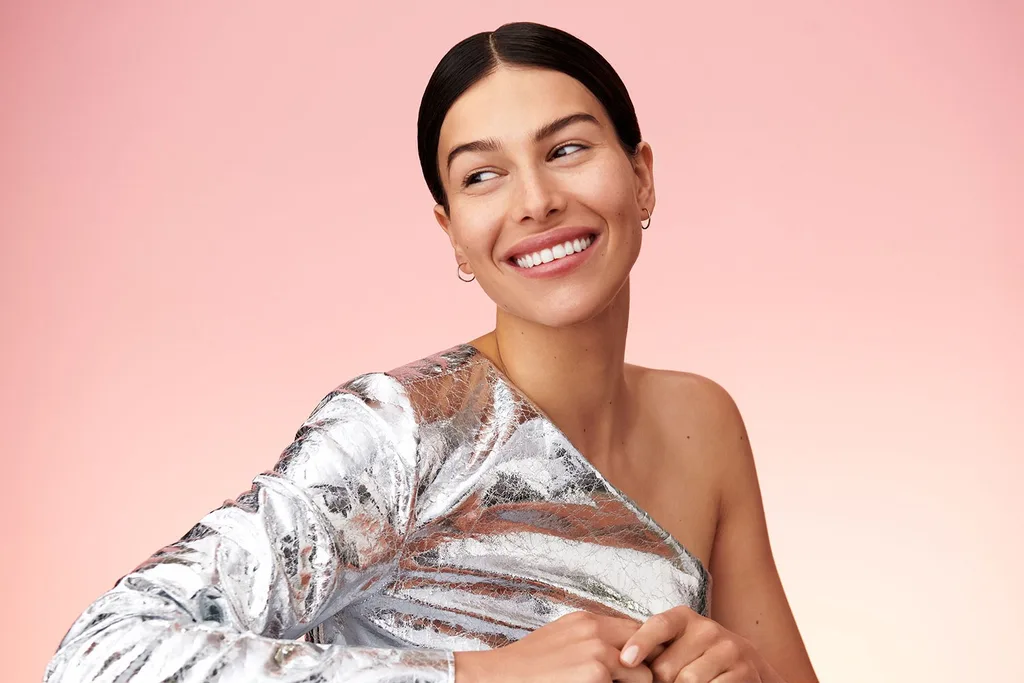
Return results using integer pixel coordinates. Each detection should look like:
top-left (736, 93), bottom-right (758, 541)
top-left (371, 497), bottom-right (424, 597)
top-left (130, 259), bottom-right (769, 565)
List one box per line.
top-left (2, 1), bottom-right (1021, 681)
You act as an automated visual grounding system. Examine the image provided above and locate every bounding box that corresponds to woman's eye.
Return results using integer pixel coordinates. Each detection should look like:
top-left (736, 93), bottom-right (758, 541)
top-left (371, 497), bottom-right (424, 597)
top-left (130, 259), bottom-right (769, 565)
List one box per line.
top-left (464, 170), bottom-right (499, 186)
top-left (552, 143), bottom-right (587, 158)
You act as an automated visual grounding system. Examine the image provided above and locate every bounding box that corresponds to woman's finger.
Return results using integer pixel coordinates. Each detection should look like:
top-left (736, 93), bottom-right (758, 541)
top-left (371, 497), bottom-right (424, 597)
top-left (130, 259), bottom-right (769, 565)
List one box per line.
top-left (553, 611), bottom-right (642, 649)
top-left (708, 669), bottom-right (760, 683)
top-left (672, 646), bottom-right (731, 683)
top-left (643, 643), bottom-right (668, 663)
top-left (648, 632), bottom-right (710, 683)
top-left (612, 662), bottom-right (654, 683)
top-left (620, 607), bottom-right (697, 667)
top-left (596, 614), bottom-right (647, 648)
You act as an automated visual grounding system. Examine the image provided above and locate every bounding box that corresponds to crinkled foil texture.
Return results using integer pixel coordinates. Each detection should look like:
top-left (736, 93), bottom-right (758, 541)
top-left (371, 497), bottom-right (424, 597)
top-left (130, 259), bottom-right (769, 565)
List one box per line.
top-left (45, 344), bottom-right (709, 683)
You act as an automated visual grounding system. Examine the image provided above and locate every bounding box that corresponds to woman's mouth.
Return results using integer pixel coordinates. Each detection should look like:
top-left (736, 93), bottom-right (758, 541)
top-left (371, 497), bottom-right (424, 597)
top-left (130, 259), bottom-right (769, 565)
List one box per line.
top-left (511, 234), bottom-right (595, 269)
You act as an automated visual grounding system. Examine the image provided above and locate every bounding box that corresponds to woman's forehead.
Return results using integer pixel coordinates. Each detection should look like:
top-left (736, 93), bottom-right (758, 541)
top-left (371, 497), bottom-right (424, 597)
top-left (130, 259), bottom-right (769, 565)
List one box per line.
top-left (438, 67), bottom-right (607, 150)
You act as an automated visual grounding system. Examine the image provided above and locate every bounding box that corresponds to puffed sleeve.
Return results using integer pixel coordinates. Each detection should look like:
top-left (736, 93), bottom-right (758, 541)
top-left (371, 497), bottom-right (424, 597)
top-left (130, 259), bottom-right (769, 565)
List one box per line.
top-left (43, 373), bottom-right (455, 683)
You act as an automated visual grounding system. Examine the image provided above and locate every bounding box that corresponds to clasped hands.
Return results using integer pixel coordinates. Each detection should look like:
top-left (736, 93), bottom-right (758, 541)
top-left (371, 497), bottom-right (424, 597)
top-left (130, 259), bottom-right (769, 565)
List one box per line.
top-left (618, 606), bottom-right (766, 683)
top-left (455, 607), bottom-right (772, 683)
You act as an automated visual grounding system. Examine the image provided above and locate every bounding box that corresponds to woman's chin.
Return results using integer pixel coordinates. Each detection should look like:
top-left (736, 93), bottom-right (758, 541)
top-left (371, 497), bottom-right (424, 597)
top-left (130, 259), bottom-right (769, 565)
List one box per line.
top-left (489, 275), bottom-right (629, 328)
top-left (507, 298), bottom-right (612, 329)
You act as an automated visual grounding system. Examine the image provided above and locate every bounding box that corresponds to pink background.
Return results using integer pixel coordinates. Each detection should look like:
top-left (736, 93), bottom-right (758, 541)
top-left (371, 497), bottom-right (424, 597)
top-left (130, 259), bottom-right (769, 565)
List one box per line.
top-left (2, 1), bottom-right (1021, 681)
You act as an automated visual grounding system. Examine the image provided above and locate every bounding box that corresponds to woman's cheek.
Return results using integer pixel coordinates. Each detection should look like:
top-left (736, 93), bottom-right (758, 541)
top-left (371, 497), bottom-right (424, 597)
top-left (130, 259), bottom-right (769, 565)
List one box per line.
top-left (577, 160), bottom-right (632, 212)
top-left (459, 213), bottom-right (505, 264)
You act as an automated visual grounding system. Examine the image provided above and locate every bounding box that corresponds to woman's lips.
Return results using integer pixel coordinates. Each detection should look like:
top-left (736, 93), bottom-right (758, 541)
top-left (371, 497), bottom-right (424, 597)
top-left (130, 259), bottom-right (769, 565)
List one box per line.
top-left (503, 225), bottom-right (597, 263)
top-left (511, 233), bottom-right (595, 268)
top-left (508, 232), bottom-right (600, 279)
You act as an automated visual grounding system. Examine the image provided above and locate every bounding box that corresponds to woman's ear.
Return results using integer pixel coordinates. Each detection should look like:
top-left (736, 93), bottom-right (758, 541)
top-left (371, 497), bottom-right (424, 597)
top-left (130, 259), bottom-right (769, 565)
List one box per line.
top-left (434, 203), bottom-right (459, 250)
top-left (433, 203), bottom-right (470, 271)
top-left (632, 141), bottom-right (656, 216)
top-left (433, 203), bottom-right (450, 235)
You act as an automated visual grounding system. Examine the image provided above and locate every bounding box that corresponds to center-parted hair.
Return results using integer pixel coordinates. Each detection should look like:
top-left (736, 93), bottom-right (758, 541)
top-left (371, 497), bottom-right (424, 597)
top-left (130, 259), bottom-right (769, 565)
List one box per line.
top-left (417, 22), bottom-right (642, 213)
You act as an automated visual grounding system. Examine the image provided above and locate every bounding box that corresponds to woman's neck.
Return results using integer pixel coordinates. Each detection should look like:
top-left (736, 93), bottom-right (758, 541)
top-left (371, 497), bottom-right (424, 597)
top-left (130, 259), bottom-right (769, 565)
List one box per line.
top-left (470, 279), bottom-right (635, 463)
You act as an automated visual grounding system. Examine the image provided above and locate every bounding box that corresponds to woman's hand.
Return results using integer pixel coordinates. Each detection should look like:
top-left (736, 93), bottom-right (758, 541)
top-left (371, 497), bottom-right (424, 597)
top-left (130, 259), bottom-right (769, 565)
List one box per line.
top-left (618, 606), bottom-right (778, 683)
top-left (454, 611), bottom-right (655, 683)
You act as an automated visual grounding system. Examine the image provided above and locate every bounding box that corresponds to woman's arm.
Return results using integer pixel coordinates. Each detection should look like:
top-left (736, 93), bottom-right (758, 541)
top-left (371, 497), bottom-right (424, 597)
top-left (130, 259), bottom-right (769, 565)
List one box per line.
top-left (44, 373), bottom-right (454, 683)
top-left (614, 377), bottom-right (819, 683)
top-left (704, 379), bottom-right (819, 683)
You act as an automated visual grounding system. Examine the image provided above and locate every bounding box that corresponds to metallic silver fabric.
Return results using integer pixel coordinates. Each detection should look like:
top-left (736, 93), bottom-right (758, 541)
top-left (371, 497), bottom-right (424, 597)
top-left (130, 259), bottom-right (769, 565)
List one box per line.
top-left (46, 344), bottom-right (710, 683)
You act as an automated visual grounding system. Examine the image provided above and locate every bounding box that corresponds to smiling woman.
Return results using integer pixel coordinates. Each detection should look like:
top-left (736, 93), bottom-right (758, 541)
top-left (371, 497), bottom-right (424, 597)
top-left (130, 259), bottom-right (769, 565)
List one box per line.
top-left (45, 21), bottom-right (818, 683)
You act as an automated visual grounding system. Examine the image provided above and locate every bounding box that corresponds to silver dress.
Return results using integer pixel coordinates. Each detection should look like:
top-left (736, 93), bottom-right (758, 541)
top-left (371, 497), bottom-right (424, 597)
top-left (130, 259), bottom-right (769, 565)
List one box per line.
top-left (45, 344), bottom-right (710, 683)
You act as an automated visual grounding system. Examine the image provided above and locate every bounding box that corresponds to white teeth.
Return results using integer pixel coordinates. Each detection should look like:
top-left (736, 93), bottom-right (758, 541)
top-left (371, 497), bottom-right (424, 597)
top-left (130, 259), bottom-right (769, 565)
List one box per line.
top-left (514, 235), bottom-right (594, 268)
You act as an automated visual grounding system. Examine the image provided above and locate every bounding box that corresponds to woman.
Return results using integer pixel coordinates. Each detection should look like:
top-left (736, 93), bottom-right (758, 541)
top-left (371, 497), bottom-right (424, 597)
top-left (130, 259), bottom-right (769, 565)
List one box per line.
top-left (46, 22), bottom-right (818, 683)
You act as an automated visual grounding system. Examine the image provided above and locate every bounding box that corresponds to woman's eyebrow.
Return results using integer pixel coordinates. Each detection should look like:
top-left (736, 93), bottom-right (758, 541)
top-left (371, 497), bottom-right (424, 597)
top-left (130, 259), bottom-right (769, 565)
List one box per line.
top-left (446, 138), bottom-right (501, 172)
top-left (532, 112), bottom-right (598, 143)
top-left (445, 112), bottom-right (599, 172)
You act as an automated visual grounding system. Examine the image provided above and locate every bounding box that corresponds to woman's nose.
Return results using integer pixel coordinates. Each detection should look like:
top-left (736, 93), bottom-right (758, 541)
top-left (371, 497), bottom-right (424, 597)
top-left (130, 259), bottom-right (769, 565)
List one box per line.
top-left (512, 167), bottom-right (566, 224)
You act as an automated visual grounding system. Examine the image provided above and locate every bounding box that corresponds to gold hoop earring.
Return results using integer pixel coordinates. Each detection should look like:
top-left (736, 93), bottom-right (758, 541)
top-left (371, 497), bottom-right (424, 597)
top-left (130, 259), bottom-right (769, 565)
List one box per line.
top-left (457, 262), bottom-right (475, 283)
top-left (640, 208), bottom-right (652, 230)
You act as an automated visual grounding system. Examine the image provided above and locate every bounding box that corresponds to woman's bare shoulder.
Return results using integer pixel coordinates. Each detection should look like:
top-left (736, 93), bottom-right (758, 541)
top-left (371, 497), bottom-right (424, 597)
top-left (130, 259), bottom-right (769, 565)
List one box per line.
top-left (626, 362), bottom-right (754, 505)
top-left (627, 363), bottom-right (746, 436)
top-left (621, 364), bottom-right (751, 571)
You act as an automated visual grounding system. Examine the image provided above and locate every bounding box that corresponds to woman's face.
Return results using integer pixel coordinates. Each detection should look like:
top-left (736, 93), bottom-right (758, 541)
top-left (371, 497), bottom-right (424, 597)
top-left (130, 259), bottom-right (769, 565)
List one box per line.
top-left (434, 66), bottom-right (655, 328)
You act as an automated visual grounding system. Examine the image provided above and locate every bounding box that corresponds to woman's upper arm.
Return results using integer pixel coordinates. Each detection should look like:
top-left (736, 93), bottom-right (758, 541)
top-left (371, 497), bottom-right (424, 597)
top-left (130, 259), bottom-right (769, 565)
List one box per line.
top-left (700, 378), bottom-right (819, 683)
top-left (45, 372), bottom-right (454, 683)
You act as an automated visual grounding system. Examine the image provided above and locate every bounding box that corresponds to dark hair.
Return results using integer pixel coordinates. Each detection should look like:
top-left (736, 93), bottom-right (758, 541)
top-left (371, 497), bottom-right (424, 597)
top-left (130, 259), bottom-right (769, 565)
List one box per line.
top-left (417, 22), bottom-right (642, 213)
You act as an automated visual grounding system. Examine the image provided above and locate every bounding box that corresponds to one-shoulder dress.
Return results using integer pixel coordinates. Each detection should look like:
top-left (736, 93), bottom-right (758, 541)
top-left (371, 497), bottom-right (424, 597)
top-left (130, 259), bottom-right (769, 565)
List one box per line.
top-left (45, 344), bottom-right (710, 683)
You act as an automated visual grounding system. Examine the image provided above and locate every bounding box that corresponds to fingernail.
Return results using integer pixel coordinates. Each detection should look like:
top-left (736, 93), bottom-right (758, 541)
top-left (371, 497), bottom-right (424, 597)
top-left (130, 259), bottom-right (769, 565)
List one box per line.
top-left (621, 645), bottom-right (639, 666)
